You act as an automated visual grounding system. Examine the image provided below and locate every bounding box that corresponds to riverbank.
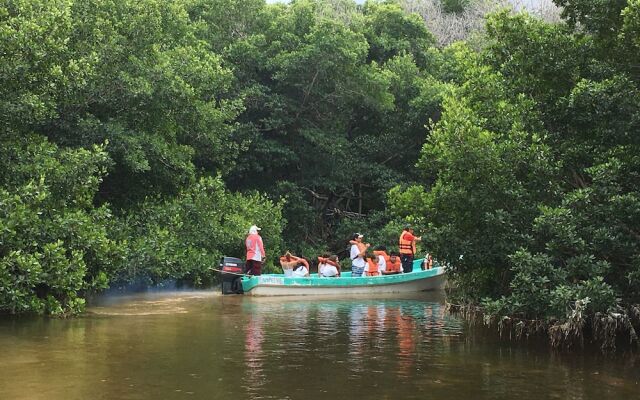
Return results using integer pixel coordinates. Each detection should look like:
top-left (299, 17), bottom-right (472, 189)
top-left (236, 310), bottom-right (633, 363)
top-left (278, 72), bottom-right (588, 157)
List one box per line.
top-left (448, 302), bottom-right (640, 353)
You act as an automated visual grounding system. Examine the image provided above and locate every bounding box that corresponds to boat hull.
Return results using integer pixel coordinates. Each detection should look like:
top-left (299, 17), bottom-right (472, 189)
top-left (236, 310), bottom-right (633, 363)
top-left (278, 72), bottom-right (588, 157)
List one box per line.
top-left (241, 266), bottom-right (446, 296)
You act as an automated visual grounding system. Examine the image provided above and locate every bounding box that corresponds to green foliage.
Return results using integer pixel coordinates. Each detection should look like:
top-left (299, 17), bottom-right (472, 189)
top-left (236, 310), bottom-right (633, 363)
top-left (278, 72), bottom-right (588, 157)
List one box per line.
top-left (4, 0), bottom-right (638, 328)
top-left (441, 0), bottom-right (471, 14)
top-left (361, 2), bottom-right (436, 67)
top-left (0, 0), bottom-right (286, 314)
top-left (48, 0), bottom-right (242, 205)
top-left (482, 250), bottom-right (566, 318)
top-left (392, 6), bottom-right (640, 326)
top-left (0, 135), bottom-right (120, 315)
top-left (553, 0), bottom-right (629, 39)
top-left (112, 177), bottom-right (284, 285)
top-left (220, 0), bottom-right (446, 248)
top-left (622, 1), bottom-right (640, 49)
top-left (0, 0), bottom-right (74, 130)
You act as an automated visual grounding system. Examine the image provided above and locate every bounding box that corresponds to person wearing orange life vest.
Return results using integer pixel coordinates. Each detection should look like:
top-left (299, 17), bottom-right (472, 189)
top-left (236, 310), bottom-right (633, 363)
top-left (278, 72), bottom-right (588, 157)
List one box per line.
top-left (387, 251), bottom-right (403, 274)
top-left (373, 246), bottom-right (403, 275)
top-left (363, 253), bottom-right (381, 277)
top-left (399, 226), bottom-right (421, 273)
top-left (372, 246), bottom-right (389, 274)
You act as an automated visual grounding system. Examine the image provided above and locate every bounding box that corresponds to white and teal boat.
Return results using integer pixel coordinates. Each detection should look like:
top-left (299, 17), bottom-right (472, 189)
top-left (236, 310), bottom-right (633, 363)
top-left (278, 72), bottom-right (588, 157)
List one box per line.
top-left (240, 259), bottom-right (446, 296)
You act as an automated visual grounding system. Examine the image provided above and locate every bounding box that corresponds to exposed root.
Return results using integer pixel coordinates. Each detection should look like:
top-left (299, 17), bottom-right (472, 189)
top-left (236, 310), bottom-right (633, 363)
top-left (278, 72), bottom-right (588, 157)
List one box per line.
top-left (592, 308), bottom-right (639, 352)
top-left (446, 302), bottom-right (483, 327)
top-left (495, 317), bottom-right (548, 341)
top-left (450, 301), bottom-right (640, 353)
top-left (548, 299), bottom-right (587, 350)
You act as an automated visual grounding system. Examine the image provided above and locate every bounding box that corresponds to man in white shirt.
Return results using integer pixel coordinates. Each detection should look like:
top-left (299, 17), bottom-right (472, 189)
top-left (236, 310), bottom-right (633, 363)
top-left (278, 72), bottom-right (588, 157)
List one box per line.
top-left (349, 233), bottom-right (368, 277)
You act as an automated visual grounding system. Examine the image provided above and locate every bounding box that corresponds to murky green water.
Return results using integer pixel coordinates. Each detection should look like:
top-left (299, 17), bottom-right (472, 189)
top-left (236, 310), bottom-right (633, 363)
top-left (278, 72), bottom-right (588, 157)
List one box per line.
top-left (1, 291), bottom-right (638, 400)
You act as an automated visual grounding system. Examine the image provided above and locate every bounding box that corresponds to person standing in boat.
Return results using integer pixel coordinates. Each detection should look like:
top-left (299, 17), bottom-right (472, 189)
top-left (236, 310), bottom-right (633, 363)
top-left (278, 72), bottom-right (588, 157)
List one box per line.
top-left (399, 226), bottom-right (421, 273)
top-left (245, 225), bottom-right (265, 276)
top-left (349, 233), bottom-right (369, 277)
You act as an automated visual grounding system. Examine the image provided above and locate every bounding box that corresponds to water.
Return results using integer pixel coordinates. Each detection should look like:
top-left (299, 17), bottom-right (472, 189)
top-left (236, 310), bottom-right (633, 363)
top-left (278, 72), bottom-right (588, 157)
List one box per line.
top-left (1, 291), bottom-right (638, 400)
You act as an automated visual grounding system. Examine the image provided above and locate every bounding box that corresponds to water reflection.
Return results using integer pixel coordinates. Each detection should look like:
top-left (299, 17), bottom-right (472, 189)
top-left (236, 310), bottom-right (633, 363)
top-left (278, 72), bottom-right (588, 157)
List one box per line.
top-left (237, 294), bottom-right (465, 396)
top-left (244, 312), bottom-right (266, 396)
top-left (1, 292), bottom-right (639, 400)
top-left (396, 307), bottom-right (417, 378)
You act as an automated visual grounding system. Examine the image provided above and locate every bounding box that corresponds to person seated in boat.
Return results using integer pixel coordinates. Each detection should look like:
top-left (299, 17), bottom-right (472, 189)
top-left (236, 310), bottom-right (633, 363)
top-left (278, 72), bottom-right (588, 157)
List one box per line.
top-left (317, 253), bottom-right (330, 277)
top-left (318, 254), bottom-right (341, 277)
top-left (292, 259), bottom-right (310, 277)
top-left (385, 251), bottom-right (403, 274)
top-left (373, 246), bottom-right (400, 275)
top-left (349, 233), bottom-right (369, 277)
top-left (280, 251), bottom-right (306, 277)
top-left (329, 255), bottom-right (342, 276)
top-left (363, 253), bottom-right (382, 277)
top-left (421, 253), bottom-right (434, 270)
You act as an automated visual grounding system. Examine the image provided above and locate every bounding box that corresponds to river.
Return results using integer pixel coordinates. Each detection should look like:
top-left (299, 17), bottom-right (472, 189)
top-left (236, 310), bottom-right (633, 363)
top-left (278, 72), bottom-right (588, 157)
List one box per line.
top-left (1, 291), bottom-right (638, 399)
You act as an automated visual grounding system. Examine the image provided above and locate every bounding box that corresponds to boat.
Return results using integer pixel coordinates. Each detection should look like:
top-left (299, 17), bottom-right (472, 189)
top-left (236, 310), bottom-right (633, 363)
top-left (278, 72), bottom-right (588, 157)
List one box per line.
top-left (239, 259), bottom-right (446, 296)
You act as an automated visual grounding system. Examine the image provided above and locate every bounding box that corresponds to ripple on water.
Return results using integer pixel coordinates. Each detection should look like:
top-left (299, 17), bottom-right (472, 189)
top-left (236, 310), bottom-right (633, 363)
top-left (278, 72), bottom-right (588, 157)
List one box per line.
top-left (86, 292), bottom-right (214, 315)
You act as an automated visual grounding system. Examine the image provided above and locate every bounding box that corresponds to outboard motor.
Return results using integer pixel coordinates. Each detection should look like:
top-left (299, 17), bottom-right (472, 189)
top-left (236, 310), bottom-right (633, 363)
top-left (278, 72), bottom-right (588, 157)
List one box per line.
top-left (220, 256), bottom-right (245, 295)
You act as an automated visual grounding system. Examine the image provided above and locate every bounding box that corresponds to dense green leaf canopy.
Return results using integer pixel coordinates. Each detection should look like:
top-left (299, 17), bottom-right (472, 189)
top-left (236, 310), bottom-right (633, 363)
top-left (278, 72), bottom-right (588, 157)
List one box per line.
top-left (391, 3), bottom-right (640, 328)
top-left (1, 0), bottom-right (639, 328)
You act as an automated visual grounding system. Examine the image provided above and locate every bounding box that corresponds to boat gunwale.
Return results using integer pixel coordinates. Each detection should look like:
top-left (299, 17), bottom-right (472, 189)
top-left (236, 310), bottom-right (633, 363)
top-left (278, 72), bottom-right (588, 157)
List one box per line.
top-left (241, 264), bottom-right (445, 293)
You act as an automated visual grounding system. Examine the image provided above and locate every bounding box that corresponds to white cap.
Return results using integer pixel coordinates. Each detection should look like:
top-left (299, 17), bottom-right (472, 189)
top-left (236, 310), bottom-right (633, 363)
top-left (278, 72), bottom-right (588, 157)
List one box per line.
top-left (249, 225), bottom-right (261, 234)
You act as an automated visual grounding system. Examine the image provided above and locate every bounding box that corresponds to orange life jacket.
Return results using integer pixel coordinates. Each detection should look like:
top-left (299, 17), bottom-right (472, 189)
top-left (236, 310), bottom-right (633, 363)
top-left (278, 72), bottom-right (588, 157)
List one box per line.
top-left (365, 259), bottom-right (380, 276)
top-left (372, 250), bottom-right (388, 260)
top-left (398, 230), bottom-right (416, 255)
top-left (372, 250), bottom-right (391, 273)
top-left (386, 256), bottom-right (402, 273)
top-left (372, 250), bottom-right (402, 273)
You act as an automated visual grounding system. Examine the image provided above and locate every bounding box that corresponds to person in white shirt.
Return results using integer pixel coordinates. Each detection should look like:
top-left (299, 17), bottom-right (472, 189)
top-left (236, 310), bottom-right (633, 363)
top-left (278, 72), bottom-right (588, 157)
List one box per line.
top-left (280, 251), bottom-right (306, 277)
top-left (292, 260), bottom-right (310, 277)
top-left (349, 233), bottom-right (368, 277)
top-left (245, 225), bottom-right (265, 275)
top-left (374, 246), bottom-right (387, 274)
top-left (318, 254), bottom-right (340, 277)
